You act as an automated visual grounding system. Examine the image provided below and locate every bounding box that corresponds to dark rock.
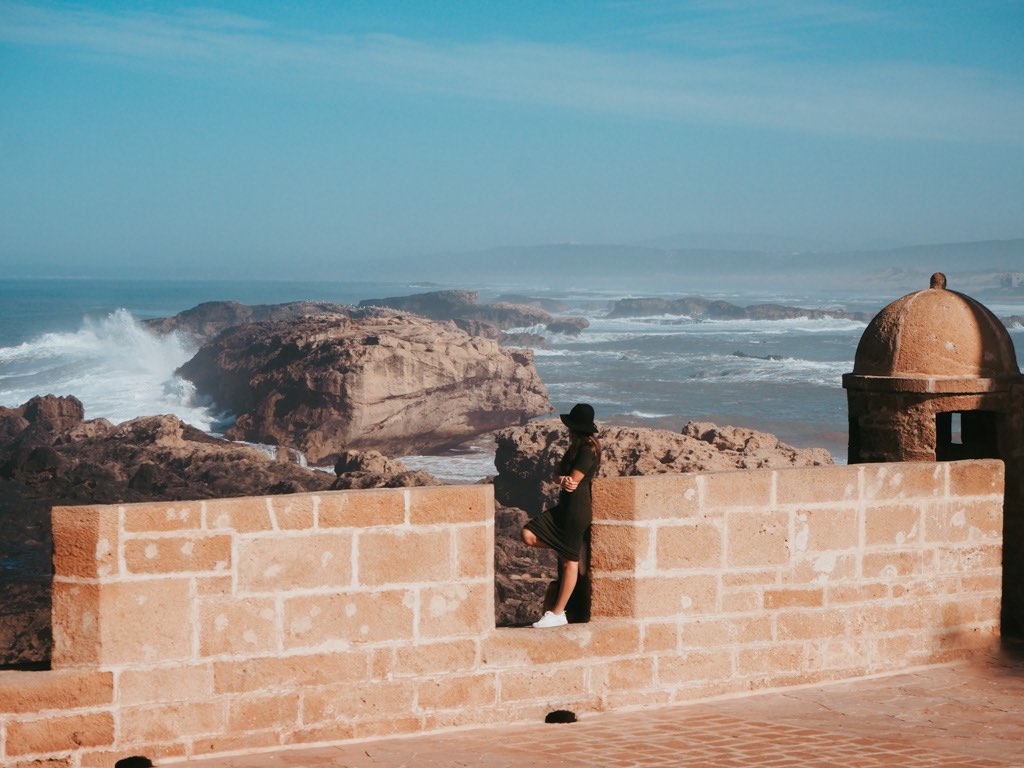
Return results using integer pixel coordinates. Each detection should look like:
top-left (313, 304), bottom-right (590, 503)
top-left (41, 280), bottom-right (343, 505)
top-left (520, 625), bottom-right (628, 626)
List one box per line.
top-left (606, 296), bottom-right (871, 322)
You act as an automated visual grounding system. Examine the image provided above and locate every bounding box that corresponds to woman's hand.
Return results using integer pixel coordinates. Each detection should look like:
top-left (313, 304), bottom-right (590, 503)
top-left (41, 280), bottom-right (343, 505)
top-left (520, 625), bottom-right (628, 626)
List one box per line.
top-left (559, 475), bottom-right (579, 492)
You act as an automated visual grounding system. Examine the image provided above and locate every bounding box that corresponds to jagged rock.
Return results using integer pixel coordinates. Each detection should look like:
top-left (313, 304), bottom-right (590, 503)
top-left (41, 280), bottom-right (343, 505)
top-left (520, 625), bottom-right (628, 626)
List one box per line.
top-left (546, 317), bottom-right (590, 335)
top-left (329, 449), bottom-right (440, 490)
top-left (178, 312), bottom-right (552, 464)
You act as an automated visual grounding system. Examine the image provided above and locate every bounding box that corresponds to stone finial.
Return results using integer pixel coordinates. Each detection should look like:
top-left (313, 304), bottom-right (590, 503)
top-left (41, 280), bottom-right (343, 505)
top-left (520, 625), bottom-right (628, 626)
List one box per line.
top-left (930, 272), bottom-right (947, 289)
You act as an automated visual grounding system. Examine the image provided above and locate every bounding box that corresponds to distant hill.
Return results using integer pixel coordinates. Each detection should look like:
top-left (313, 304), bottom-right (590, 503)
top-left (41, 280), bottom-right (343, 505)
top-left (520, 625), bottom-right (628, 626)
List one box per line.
top-left (389, 238), bottom-right (1024, 297)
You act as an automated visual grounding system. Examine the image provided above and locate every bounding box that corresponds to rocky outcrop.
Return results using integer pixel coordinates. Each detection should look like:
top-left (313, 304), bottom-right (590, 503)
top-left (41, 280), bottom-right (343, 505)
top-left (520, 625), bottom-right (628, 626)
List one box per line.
top-left (144, 300), bottom-right (359, 345)
top-left (330, 449), bottom-right (439, 490)
top-left (606, 297), bottom-right (871, 322)
top-left (358, 289), bottom-right (590, 340)
top-left (177, 311), bottom-right (552, 464)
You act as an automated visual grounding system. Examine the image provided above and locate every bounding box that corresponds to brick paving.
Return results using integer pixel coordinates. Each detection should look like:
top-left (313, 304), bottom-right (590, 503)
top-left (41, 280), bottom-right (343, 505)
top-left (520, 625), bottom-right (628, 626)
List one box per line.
top-left (176, 641), bottom-right (1024, 768)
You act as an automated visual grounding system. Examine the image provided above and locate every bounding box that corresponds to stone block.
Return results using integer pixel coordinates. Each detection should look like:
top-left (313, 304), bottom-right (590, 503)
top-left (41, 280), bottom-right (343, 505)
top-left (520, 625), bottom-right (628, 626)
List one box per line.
top-left (303, 680), bottom-right (416, 722)
top-left (268, 493), bottom-right (316, 530)
top-left (657, 649), bottom-right (733, 684)
top-left (825, 583), bottom-right (888, 605)
top-left (590, 575), bottom-right (636, 618)
top-left (592, 656), bottom-right (657, 692)
top-left (214, 650), bottom-right (372, 693)
top-left (590, 523), bottom-right (651, 572)
top-left (948, 459), bottom-right (1004, 497)
top-left (121, 502), bottom-right (203, 532)
top-left (6, 712), bottom-right (115, 756)
top-left (198, 596), bottom-right (279, 656)
top-left (237, 532), bottom-right (353, 593)
top-left (119, 700), bottom-right (225, 743)
top-left (785, 552), bottom-right (858, 584)
top-left (792, 507), bottom-right (859, 553)
top-left (633, 574), bottom-right (718, 617)
top-left (498, 666), bottom-right (587, 703)
top-left (227, 692), bottom-right (301, 733)
top-left (0, 670), bottom-right (113, 714)
top-left (775, 608), bottom-right (845, 640)
top-left (284, 720), bottom-right (356, 745)
top-left (862, 462), bottom-right (944, 501)
top-left (118, 664), bottom-right (214, 705)
top-left (357, 529), bottom-right (451, 586)
top-left (719, 588), bottom-right (763, 614)
top-left (642, 621), bottom-right (681, 653)
top-left (318, 488), bottom-right (406, 528)
top-left (862, 550), bottom-right (925, 580)
top-left (51, 581), bottom-right (102, 666)
top-left (682, 615), bottom-right (772, 647)
top-left (124, 534), bottom-right (232, 575)
top-left (656, 521), bottom-right (723, 569)
top-left (775, 465), bottom-right (859, 504)
top-left (283, 590), bottom-right (415, 648)
top-left (763, 587), bottom-right (823, 609)
top-left (51, 505), bottom-right (119, 579)
top-left (864, 503), bottom-right (923, 547)
top-left (703, 469), bottom-right (773, 510)
top-left (925, 499), bottom-right (1002, 543)
top-left (417, 673), bottom-right (498, 710)
top-left (409, 485), bottom-right (492, 524)
top-left (735, 644), bottom-right (804, 677)
top-left (932, 543), bottom-right (1001, 573)
top-left (592, 476), bottom-right (637, 521)
top-left (455, 525), bottom-right (492, 579)
top-left (392, 639), bottom-right (479, 677)
top-left (726, 510), bottom-right (790, 567)
top-left (419, 583), bottom-right (493, 638)
top-left (53, 579), bottom-right (193, 666)
top-left (206, 496), bottom-right (275, 533)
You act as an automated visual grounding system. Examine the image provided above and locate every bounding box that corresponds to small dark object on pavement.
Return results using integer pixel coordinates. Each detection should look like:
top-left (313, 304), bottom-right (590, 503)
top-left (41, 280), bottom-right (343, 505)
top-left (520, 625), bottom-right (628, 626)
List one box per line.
top-left (545, 709), bottom-right (577, 723)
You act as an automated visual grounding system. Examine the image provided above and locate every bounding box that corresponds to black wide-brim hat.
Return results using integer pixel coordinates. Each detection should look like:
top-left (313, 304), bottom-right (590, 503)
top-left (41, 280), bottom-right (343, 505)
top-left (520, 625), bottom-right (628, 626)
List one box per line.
top-left (560, 403), bottom-right (597, 435)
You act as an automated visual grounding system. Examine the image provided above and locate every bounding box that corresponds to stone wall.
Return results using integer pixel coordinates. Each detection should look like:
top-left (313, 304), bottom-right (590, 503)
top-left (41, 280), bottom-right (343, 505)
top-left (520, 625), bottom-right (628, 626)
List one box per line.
top-left (0, 460), bottom-right (1004, 767)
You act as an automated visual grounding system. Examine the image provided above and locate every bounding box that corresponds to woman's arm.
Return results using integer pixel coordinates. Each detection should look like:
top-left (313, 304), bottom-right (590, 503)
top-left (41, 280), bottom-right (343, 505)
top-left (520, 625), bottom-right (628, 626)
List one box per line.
top-left (559, 469), bottom-right (585, 492)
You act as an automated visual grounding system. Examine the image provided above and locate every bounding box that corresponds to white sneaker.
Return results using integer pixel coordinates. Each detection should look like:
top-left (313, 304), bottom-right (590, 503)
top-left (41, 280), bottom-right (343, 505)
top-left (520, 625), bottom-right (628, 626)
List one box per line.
top-left (533, 610), bottom-right (568, 628)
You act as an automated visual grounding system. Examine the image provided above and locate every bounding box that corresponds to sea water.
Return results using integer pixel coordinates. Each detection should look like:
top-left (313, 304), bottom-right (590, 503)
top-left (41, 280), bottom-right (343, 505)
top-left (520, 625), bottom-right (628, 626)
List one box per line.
top-left (2, 277), bottom-right (1022, 481)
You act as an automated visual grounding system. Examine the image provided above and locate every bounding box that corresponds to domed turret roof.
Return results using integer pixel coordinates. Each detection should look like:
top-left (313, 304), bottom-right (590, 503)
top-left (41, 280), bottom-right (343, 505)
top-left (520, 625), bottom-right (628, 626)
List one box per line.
top-left (852, 272), bottom-right (1019, 380)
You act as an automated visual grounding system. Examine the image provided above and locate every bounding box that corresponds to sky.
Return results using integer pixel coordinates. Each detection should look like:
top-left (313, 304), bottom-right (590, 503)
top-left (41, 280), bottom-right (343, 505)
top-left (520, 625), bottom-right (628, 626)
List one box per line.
top-left (1, 1), bottom-right (1023, 279)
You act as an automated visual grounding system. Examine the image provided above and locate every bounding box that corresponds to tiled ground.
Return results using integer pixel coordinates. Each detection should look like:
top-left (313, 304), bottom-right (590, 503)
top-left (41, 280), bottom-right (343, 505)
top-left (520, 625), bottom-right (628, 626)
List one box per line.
top-left (176, 643), bottom-right (1024, 768)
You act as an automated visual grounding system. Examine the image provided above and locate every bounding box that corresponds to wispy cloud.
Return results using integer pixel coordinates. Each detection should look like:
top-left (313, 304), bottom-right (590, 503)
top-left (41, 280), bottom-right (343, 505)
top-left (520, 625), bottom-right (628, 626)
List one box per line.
top-left (2, 1), bottom-right (1022, 144)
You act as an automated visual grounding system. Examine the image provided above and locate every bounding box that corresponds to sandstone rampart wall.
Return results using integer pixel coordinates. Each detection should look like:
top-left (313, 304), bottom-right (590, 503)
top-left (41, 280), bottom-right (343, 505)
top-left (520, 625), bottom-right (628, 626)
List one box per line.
top-left (0, 460), bottom-right (1004, 766)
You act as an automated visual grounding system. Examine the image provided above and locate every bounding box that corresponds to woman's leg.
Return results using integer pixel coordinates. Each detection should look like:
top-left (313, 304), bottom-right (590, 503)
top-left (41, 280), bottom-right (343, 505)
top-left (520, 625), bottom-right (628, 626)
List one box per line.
top-left (521, 528), bottom-right (550, 548)
top-left (551, 558), bottom-right (579, 616)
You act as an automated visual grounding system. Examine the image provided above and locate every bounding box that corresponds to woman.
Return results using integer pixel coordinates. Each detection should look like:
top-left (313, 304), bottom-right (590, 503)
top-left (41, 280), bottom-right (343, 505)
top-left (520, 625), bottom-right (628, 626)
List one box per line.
top-left (521, 403), bottom-right (602, 628)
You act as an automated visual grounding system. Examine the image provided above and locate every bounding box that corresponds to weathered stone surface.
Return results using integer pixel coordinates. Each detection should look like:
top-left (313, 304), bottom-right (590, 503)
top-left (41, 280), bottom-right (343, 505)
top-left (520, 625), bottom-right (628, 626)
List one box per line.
top-left (606, 297), bottom-right (871, 322)
top-left (144, 300), bottom-right (359, 344)
top-left (178, 311), bottom-right (552, 463)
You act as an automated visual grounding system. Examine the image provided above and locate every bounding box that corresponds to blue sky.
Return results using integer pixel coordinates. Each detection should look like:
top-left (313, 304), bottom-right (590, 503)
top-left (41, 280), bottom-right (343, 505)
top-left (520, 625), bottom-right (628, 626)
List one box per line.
top-left (1, 1), bottom-right (1023, 279)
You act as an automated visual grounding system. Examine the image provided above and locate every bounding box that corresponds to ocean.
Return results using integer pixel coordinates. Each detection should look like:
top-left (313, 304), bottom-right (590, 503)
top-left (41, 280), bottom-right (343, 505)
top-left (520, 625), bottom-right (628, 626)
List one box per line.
top-left (2, 277), bottom-right (1023, 482)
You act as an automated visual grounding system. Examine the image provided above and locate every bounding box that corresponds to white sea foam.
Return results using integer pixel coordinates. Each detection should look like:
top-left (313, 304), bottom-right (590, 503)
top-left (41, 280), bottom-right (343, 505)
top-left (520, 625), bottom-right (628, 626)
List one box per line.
top-left (0, 309), bottom-right (225, 431)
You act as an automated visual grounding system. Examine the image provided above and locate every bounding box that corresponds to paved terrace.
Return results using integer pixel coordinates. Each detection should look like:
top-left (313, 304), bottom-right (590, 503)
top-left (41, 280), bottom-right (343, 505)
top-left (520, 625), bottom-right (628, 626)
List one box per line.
top-left (178, 641), bottom-right (1024, 768)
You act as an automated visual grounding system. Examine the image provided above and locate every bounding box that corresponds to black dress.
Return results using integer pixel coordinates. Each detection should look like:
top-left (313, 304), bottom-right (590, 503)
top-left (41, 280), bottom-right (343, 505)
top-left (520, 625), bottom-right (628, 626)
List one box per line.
top-left (524, 441), bottom-right (599, 561)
